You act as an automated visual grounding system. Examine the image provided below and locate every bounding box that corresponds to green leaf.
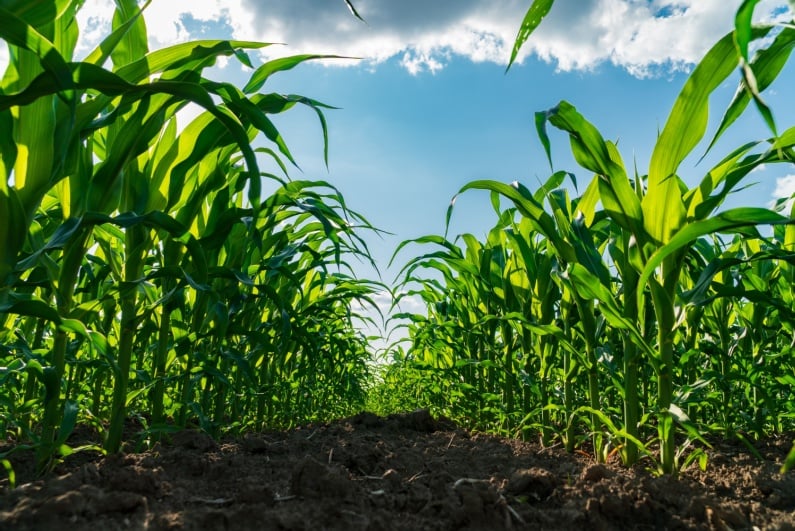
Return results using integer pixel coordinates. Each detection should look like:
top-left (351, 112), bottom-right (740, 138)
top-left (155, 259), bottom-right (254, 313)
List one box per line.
top-left (507, 0), bottom-right (555, 71)
top-left (567, 264), bottom-right (655, 360)
top-left (0, 0), bottom-right (72, 29)
top-left (734, 0), bottom-right (758, 62)
top-left (0, 459), bottom-right (15, 490)
top-left (535, 110), bottom-right (553, 170)
top-left (111, 0), bottom-right (149, 67)
top-left (244, 54), bottom-right (350, 94)
top-left (782, 443), bottom-right (795, 474)
top-left (54, 400), bottom-right (79, 449)
top-left (645, 31), bottom-right (739, 244)
top-left (0, 6), bottom-right (73, 90)
top-left (541, 101), bottom-right (644, 240)
top-left (115, 40), bottom-right (271, 83)
top-left (637, 207), bottom-right (791, 311)
top-left (0, 292), bottom-right (61, 322)
top-left (82, 0), bottom-right (153, 66)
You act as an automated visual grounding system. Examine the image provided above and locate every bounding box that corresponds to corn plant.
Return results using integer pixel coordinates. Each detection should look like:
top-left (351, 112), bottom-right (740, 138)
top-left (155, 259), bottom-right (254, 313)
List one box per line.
top-left (390, 0), bottom-right (795, 474)
top-left (0, 0), bottom-right (380, 474)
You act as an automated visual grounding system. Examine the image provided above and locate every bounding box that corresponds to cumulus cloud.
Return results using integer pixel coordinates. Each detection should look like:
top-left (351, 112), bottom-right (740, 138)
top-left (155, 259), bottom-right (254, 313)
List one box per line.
top-left (74, 0), bottom-right (247, 58)
top-left (0, 1), bottom-right (791, 77)
top-left (771, 174), bottom-right (795, 212)
top-left (232, 0), bottom-right (791, 76)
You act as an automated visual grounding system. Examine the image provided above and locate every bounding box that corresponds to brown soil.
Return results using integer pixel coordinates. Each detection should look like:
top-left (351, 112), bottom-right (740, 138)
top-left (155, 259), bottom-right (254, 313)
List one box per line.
top-left (1, 411), bottom-right (793, 530)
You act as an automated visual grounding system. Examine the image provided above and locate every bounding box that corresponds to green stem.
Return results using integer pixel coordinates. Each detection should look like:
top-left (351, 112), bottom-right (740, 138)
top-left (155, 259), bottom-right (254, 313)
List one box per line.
top-left (623, 340), bottom-right (639, 465)
top-left (150, 304), bottom-right (172, 431)
top-left (651, 256), bottom-right (682, 475)
top-left (105, 226), bottom-right (146, 453)
top-left (577, 296), bottom-right (603, 462)
top-left (501, 323), bottom-right (514, 428)
top-left (36, 228), bottom-right (89, 473)
top-left (623, 267), bottom-right (641, 465)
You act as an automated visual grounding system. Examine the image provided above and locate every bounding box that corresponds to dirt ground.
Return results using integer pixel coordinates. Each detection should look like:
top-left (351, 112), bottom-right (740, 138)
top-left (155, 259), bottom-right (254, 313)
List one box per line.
top-left (1, 410), bottom-right (794, 530)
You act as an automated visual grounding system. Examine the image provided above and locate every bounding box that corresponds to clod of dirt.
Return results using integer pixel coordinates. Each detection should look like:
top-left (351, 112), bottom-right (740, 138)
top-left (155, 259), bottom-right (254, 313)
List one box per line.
top-left (580, 463), bottom-right (613, 483)
top-left (396, 408), bottom-right (435, 432)
top-left (170, 430), bottom-right (218, 452)
top-left (240, 434), bottom-right (270, 454)
top-left (452, 478), bottom-right (503, 525)
top-left (290, 456), bottom-right (353, 498)
top-left (506, 467), bottom-right (558, 500)
top-left (351, 411), bottom-right (385, 428)
top-left (390, 408), bottom-right (449, 433)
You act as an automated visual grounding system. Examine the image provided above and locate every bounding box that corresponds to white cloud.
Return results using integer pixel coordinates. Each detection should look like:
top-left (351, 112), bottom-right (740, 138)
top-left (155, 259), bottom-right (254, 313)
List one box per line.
top-left (392, 291), bottom-right (427, 315)
top-left (231, 0), bottom-right (791, 76)
top-left (772, 174), bottom-right (795, 212)
top-left (515, 0), bottom-right (790, 77)
top-left (0, 1), bottom-right (791, 77)
top-left (75, 0), bottom-right (247, 60)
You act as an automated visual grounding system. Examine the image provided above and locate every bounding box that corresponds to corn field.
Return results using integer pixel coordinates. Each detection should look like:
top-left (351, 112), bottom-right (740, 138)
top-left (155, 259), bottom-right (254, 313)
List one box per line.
top-left (0, 0), bottom-right (383, 475)
top-left (0, 0), bottom-right (794, 480)
top-left (386, 0), bottom-right (795, 475)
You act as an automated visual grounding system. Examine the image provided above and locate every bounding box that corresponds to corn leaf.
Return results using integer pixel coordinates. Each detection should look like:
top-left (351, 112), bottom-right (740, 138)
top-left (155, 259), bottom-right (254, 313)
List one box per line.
top-left (637, 207), bottom-right (791, 310)
top-left (244, 55), bottom-right (347, 94)
top-left (783, 443), bottom-right (795, 474)
top-left (540, 101), bottom-right (645, 240)
top-left (644, 32), bottom-right (739, 245)
top-left (507, 0), bottom-right (555, 71)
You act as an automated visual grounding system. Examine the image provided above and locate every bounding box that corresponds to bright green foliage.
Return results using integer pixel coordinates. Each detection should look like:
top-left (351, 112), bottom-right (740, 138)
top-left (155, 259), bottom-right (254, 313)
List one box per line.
top-left (2, 0), bottom-right (793, 482)
top-left (390, 1), bottom-right (795, 474)
top-left (0, 1), bottom-right (380, 473)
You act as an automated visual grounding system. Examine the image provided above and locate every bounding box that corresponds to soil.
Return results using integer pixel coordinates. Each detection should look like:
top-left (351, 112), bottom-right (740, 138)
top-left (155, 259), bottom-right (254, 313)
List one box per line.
top-left (1, 410), bottom-right (793, 530)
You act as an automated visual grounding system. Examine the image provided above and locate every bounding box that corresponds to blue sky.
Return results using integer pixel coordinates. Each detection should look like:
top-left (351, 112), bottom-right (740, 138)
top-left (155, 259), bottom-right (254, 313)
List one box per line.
top-left (4, 0), bottom-right (795, 342)
top-left (165, 1), bottom-right (795, 297)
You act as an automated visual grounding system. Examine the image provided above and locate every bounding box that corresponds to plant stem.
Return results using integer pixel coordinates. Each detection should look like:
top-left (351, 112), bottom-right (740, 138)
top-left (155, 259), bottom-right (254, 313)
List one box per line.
top-left (36, 228), bottom-right (89, 473)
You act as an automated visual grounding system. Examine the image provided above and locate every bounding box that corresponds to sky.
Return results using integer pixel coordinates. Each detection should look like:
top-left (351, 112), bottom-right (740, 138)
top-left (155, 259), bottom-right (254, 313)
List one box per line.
top-left (3, 0), bottom-right (795, 346)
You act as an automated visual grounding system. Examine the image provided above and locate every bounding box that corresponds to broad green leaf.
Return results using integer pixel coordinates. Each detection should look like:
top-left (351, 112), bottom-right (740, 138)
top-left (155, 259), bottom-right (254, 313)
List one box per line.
top-left (110, 0), bottom-right (148, 68)
top-left (574, 175), bottom-right (599, 226)
top-left (0, 0), bottom-right (72, 29)
top-left (0, 292), bottom-right (61, 322)
top-left (645, 31), bottom-right (739, 244)
top-left (684, 140), bottom-right (762, 219)
top-left (82, 0), bottom-right (152, 66)
top-left (541, 101), bottom-right (644, 240)
top-left (54, 400), bottom-right (79, 448)
top-left (535, 110), bottom-right (553, 170)
top-left (734, 0), bottom-right (758, 61)
top-left (637, 207), bottom-right (791, 310)
top-left (114, 40), bottom-right (271, 83)
top-left (772, 124), bottom-right (795, 151)
top-left (0, 6), bottom-right (73, 90)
